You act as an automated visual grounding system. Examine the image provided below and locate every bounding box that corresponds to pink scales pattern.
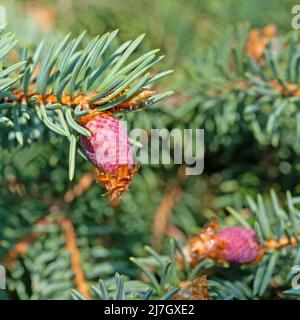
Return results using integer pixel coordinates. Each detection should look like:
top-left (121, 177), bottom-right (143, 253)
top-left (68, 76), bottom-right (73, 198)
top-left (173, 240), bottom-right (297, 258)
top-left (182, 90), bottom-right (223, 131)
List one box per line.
top-left (80, 114), bottom-right (133, 173)
top-left (217, 226), bottom-right (260, 263)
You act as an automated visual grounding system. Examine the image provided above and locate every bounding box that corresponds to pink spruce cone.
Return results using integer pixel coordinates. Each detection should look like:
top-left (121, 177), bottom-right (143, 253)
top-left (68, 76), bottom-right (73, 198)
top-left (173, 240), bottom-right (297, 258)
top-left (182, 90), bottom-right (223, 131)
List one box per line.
top-left (79, 111), bottom-right (139, 202)
top-left (216, 226), bottom-right (262, 264)
top-left (80, 112), bottom-right (133, 171)
top-left (185, 220), bottom-right (264, 266)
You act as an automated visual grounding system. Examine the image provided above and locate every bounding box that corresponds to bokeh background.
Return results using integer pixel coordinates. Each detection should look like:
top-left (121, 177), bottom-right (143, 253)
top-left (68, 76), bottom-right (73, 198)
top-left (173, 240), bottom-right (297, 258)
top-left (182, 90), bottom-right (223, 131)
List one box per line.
top-left (1, 0), bottom-right (300, 299)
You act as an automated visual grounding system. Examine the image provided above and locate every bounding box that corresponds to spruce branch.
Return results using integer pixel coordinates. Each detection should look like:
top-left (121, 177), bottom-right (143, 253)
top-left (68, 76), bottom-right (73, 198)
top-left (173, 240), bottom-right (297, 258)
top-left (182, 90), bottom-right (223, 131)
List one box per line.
top-left (0, 28), bottom-right (173, 184)
top-left (181, 189), bottom-right (300, 299)
top-left (182, 24), bottom-right (300, 151)
top-left (3, 215), bottom-right (91, 299)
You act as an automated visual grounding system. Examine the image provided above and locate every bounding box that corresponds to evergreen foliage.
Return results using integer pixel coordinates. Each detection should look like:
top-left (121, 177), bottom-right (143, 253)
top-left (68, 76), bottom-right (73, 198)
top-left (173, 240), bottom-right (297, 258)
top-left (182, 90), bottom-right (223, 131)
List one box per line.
top-left (1, 0), bottom-right (300, 300)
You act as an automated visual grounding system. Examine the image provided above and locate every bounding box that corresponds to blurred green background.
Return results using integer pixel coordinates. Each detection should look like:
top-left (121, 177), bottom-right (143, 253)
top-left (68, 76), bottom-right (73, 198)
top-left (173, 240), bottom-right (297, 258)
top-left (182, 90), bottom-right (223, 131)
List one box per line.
top-left (4, 0), bottom-right (300, 63)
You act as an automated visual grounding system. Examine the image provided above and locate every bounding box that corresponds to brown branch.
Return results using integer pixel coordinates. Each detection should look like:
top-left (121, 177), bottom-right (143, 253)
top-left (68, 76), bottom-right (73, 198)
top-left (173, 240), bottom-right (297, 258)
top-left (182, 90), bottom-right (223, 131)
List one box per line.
top-left (151, 167), bottom-right (188, 251)
top-left (151, 185), bottom-right (182, 251)
top-left (4, 232), bottom-right (37, 269)
top-left (9, 87), bottom-right (154, 113)
top-left (151, 166), bottom-right (188, 251)
top-left (59, 218), bottom-right (92, 299)
top-left (264, 234), bottom-right (300, 250)
top-left (64, 172), bottom-right (94, 203)
top-left (4, 217), bottom-right (49, 268)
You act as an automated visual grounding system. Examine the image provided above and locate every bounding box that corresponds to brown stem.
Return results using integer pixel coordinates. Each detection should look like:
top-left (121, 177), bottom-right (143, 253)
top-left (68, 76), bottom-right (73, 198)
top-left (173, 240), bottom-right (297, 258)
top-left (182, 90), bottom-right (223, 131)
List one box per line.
top-left (8, 88), bottom-right (154, 112)
top-left (151, 184), bottom-right (183, 251)
top-left (264, 234), bottom-right (300, 250)
top-left (59, 218), bottom-right (92, 299)
top-left (151, 167), bottom-right (188, 251)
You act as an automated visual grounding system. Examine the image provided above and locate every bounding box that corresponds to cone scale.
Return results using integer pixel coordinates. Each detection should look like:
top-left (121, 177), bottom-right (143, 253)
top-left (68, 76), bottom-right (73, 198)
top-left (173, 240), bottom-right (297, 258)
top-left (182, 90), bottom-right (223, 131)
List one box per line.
top-left (78, 111), bottom-right (139, 202)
